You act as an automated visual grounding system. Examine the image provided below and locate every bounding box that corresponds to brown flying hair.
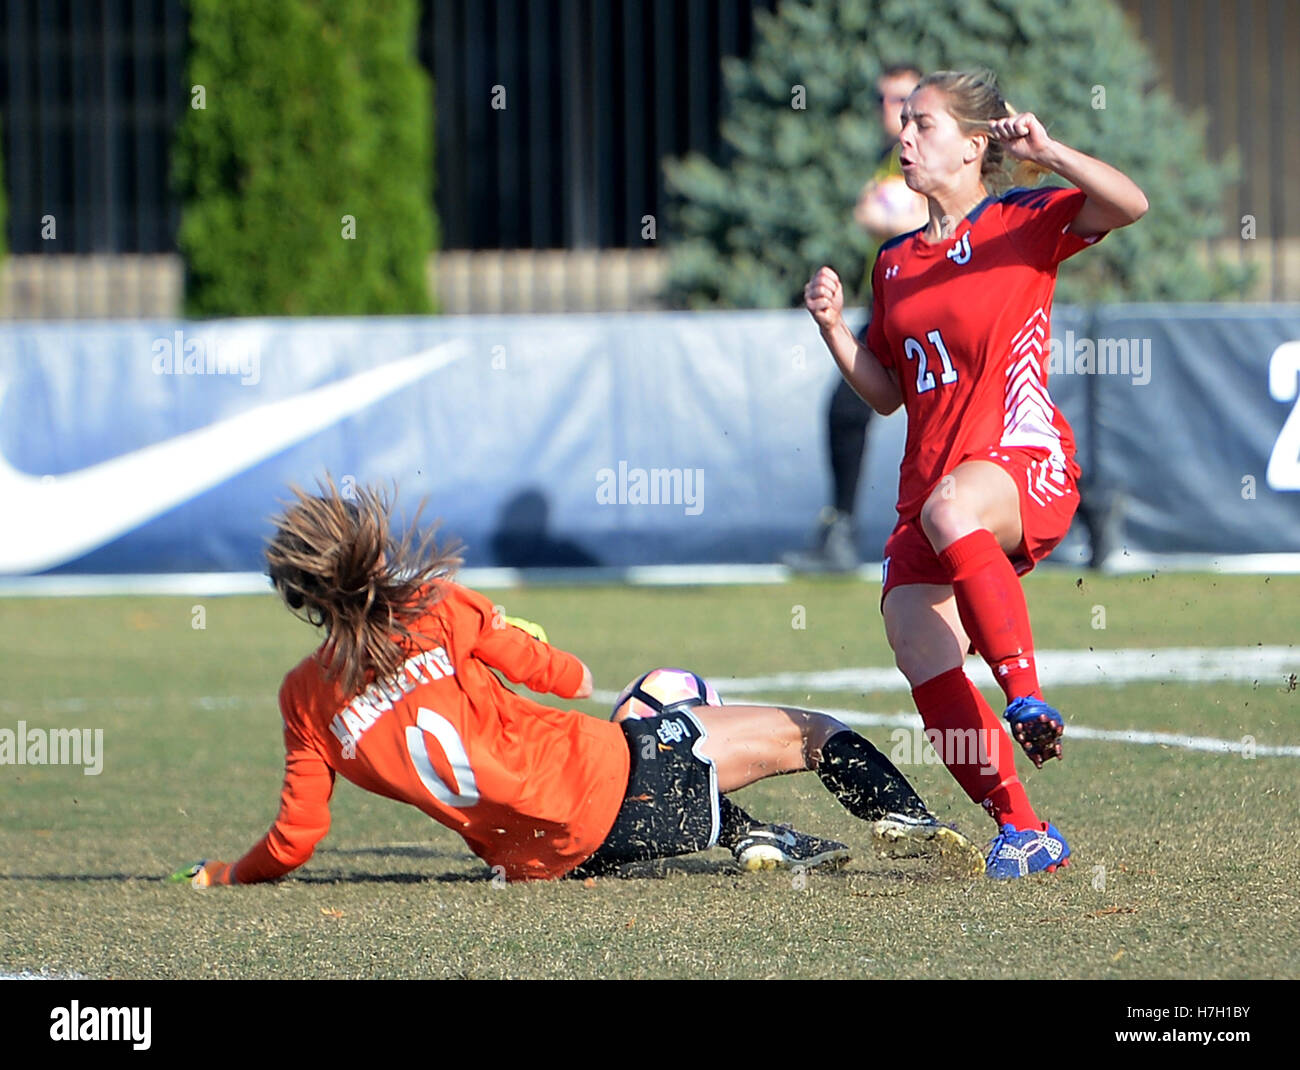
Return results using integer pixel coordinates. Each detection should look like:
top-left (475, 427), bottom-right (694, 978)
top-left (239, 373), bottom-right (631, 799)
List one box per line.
top-left (914, 68), bottom-right (1051, 189)
top-left (264, 476), bottom-right (462, 697)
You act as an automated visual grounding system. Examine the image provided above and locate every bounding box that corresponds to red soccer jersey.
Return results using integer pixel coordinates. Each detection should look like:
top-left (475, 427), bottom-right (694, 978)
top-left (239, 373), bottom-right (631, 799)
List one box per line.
top-left (230, 581), bottom-right (629, 883)
top-left (865, 185), bottom-right (1104, 520)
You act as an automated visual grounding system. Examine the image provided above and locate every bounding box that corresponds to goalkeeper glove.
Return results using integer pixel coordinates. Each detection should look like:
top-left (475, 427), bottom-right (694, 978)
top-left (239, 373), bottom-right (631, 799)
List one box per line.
top-left (169, 860), bottom-right (237, 887)
top-left (503, 614), bottom-right (549, 644)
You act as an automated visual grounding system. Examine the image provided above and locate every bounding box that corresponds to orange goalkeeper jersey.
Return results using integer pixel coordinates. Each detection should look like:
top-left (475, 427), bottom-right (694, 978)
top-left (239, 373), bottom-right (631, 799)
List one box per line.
top-left (231, 581), bottom-right (630, 883)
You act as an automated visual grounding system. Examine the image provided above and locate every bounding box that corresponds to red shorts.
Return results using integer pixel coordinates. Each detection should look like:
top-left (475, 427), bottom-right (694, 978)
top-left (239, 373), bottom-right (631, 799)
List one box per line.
top-left (880, 446), bottom-right (1079, 606)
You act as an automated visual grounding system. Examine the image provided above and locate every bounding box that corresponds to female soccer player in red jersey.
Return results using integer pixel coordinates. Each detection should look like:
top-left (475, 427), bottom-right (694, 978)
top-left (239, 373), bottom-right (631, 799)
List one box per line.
top-left (805, 70), bottom-right (1147, 878)
top-left (173, 480), bottom-right (984, 887)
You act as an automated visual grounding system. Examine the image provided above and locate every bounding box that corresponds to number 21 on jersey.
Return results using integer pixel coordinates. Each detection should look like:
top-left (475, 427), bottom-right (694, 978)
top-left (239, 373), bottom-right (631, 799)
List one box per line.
top-left (904, 329), bottom-right (958, 394)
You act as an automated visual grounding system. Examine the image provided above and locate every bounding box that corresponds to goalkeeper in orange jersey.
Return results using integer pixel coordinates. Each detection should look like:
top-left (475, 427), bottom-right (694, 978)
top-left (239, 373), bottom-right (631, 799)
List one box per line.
top-left (172, 479), bottom-right (983, 887)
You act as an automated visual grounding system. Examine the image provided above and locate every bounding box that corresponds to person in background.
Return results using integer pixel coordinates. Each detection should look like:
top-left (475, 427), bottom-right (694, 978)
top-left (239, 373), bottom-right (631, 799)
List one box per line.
top-left (786, 62), bottom-right (929, 573)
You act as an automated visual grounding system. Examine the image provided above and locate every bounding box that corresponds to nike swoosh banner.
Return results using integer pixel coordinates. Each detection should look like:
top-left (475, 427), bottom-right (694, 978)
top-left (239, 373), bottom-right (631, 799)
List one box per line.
top-left (0, 308), bottom-right (1296, 575)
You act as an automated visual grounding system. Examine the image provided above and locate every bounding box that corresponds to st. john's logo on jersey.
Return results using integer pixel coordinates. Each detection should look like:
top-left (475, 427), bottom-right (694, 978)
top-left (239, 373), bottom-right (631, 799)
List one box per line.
top-left (946, 233), bottom-right (972, 264)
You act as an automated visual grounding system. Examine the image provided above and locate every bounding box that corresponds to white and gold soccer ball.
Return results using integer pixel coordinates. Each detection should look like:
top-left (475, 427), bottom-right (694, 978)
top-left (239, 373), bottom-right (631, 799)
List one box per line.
top-left (611, 667), bottom-right (722, 723)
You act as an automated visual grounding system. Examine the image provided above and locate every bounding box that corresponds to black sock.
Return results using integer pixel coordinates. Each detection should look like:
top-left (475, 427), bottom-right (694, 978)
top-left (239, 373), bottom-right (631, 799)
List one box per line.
top-left (816, 730), bottom-right (930, 823)
top-left (716, 796), bottom-right (765, 849)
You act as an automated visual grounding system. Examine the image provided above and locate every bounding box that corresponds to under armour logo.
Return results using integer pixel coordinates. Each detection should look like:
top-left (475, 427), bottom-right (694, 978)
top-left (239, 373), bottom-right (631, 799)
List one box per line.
top-left (884, 264), bottom-right (901, 279)
top-left (946, 233), bottom-right (972, 265)
top-left (996, 658), bottom-right (1030, 676)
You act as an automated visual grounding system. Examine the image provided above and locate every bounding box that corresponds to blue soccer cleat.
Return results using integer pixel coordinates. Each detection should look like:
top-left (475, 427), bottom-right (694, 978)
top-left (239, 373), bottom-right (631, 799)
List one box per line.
top-left (1004, 695), bottom-right (1064, 767)
top-left (985, 822), bottom-right (1071, 879)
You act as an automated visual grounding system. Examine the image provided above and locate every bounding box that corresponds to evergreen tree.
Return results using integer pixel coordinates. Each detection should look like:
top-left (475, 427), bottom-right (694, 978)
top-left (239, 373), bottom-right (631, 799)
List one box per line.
top-left (174, 0), bottom-right (436, 316)
top-left (663, 0), bottom-right (1250, 308)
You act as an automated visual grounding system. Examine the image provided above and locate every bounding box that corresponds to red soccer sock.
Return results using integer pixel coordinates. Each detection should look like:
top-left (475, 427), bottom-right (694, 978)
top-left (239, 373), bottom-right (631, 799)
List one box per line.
top-left (911, 666), bottom-right (1039, 830)
top-left (937, 529), bottom-right (1041, 703)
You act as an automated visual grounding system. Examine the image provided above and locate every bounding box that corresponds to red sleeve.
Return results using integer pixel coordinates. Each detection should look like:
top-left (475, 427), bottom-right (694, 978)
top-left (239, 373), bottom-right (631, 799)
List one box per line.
top-left (1001, 186), bottom-right (1106, 270)
top-left (231, 679), bottom-right (335, 884)
top-left (453, 585), bottom-right (586, 698)
top-left (864, 252), bottom-right (894, 370)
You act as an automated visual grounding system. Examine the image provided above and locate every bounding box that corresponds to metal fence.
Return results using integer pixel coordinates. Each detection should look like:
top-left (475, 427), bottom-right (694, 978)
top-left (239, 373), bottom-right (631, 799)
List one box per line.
top-left (424, 0), bottom-right (774, 250)
top-left (0, 0), bottom-right (772, 258)
top-left (0, 0), bottom-right (188, 254)
top-left (0, 0), bottom-right (1296, 314)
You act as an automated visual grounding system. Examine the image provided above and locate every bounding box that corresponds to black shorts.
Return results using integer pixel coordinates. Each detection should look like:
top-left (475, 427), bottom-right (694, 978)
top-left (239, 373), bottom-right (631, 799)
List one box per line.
top-left (571, 708), bottom-right (721, 876)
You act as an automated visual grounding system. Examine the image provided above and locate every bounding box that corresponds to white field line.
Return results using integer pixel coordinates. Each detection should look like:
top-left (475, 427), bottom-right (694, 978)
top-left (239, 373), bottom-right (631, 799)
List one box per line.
top-left (13, 645), bottom-right (1293, 717)
top-left (592, 696), bottom-right (1300, 758)
top-left (708, 646), bottom-right (1299, 694)
top-left (0, 563), bottom-right (798, 597)
top-left (593, 645), bottom-right (1300, 758)
top-left (1104, 551), bottom-right (1300, 574)
top-left (6, 555), bottom-right (1300, 597)
top-left (817, 709), bottom-right (1300, 758)
top-left (4, 648), bottom-right (1294, 755)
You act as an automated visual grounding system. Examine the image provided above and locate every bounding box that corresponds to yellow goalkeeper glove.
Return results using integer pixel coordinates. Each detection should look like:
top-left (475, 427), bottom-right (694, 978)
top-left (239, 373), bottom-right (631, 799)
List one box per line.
top-left (503, 615), bottom-right (549, 644)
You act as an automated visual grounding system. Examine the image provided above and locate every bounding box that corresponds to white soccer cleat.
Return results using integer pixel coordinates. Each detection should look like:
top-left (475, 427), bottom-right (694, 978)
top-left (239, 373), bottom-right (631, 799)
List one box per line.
top-left (733, 824), bottom-right (851, 872)
top-left (872, 812), bottom-right (986, 877)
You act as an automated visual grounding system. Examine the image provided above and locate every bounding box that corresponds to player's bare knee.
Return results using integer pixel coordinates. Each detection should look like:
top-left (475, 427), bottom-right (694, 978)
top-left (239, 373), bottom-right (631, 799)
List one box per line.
top-left (894, 649), bottom-right (932, 687)
top-left (888, 633), bottom-right (928, 684)
top-left (767, 708), bottom-right (844, 769)
top-left (919, 497), bottom-right (970, 550)
top-left (892, 626), bottom-right (962, 686)
top-left (802, 712), bottom-right (847, 765)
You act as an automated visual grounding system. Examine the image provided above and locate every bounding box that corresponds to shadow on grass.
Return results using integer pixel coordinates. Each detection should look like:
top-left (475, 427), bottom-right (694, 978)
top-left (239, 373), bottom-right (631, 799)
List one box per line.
top-left (0, 852), bottom-right (945, 887)
top-left (320, 844), bottom-right (450, 859)
top-left (293, 849), bottom-right (775, 885)
top-left (0, 870), bottom-right (486, 886)
top-left (0, 873), bottom-right (170, 882)
top-left (579, 854), bottom-right (864, 882)
top-left (294, 870), bottom-right (488, 885)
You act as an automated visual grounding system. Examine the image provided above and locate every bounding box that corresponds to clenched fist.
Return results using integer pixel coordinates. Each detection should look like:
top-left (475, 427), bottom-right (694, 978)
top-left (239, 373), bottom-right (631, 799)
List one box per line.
top-left (987, 111), bottom-right (1054, 165)
top-left (804, 266), bottom-right (844, 331)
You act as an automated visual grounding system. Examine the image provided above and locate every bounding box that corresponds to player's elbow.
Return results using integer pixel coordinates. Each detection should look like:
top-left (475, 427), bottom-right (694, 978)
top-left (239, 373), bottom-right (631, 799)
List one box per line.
top-left (1115, 186), bottom-right (1149, 227)
top-left (869, 381), bottom-right (904, 415)
top-left (845, 372), bottom-right (900, 416)
top-left (1131, 189), bottom-right (1150, 222)
top-left (269, 822), bottom-right (327, 870)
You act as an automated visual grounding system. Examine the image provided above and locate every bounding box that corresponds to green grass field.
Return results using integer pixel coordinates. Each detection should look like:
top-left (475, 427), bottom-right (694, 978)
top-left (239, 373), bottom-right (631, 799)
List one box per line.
top-left (2, 570), bottom-right (1298, 979)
